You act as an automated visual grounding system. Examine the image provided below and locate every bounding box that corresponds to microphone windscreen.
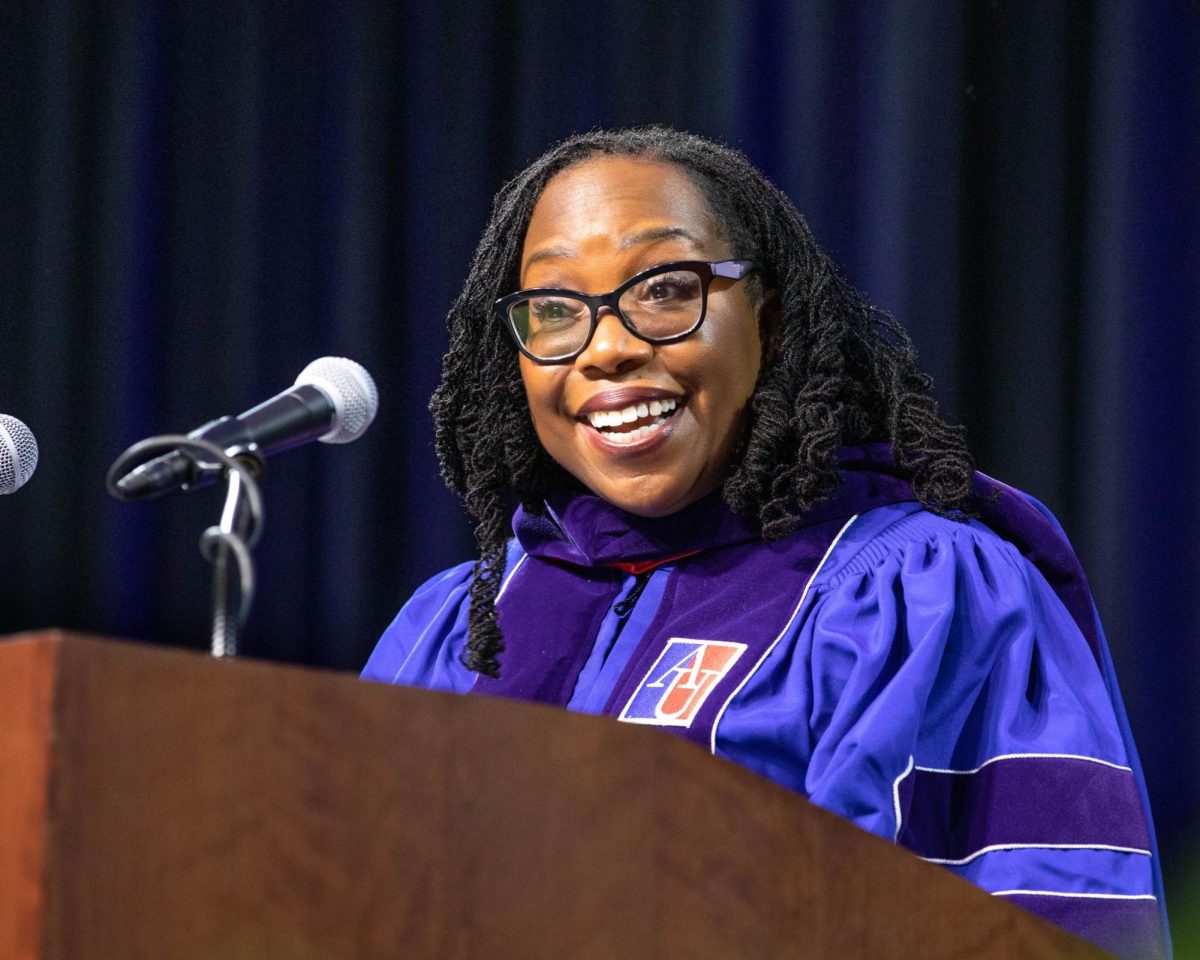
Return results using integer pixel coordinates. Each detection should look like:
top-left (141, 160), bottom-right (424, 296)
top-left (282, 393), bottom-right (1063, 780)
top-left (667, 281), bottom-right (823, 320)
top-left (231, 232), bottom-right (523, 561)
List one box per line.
top-left (294, 357), bottom-right (379, 444)
top-left (0, 414), bottom-right (38, 494)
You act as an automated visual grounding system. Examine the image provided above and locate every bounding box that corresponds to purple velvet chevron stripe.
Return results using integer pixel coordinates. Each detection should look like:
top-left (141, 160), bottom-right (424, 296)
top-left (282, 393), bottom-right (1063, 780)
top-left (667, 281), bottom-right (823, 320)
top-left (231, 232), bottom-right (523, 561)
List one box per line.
top-left (895, 756), bottom-right (1152, 861)
top-left (474, 558), bottom-right (623, 704)
top-left (601, 514), bottom-right (851, 747)
top-left (1004, 894), bottom-right (1166, 960)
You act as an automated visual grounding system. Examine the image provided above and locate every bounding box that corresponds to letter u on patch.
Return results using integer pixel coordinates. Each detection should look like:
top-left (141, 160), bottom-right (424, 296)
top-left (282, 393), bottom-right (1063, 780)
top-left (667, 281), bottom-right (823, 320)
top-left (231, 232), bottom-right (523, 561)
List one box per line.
top-left (619, 639), bottom-right (747, 727)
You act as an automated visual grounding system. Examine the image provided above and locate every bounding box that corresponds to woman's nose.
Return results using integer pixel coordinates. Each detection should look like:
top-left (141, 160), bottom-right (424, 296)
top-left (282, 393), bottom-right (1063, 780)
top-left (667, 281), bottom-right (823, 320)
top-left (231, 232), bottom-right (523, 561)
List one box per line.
top-left (575, 308), bottom-right (654, 375)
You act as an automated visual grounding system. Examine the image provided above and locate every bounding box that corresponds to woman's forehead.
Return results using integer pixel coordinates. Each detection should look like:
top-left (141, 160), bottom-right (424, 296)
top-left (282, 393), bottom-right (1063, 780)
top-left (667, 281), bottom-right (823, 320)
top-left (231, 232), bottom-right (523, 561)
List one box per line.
top-left (520, 157), bottom-right (723, 274)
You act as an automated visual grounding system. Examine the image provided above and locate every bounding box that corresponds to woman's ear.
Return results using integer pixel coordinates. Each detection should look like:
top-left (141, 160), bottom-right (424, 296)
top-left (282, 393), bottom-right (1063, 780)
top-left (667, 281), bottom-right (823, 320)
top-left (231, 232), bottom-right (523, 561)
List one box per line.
top-left (757, 288), bottom-right (782, 367)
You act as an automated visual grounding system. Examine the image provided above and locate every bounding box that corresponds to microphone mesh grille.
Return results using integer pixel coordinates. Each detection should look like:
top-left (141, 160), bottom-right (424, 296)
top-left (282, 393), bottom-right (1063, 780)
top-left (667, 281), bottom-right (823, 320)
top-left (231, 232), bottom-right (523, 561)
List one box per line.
top-left (0, 414), bottom-right (39, 494)
top-left (295, 357), bottom-right (379, 444)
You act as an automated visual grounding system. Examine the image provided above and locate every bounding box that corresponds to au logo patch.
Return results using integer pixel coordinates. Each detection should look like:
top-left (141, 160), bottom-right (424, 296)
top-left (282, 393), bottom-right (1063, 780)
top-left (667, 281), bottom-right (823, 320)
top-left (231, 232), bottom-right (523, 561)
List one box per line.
top-left (619, 639), bottom-right (747, 727)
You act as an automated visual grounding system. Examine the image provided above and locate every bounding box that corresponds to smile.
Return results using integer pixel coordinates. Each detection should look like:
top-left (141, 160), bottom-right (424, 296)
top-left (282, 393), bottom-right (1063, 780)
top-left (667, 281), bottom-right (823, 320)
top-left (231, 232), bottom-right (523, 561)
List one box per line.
top-left (580, 397), bottom-right (683, 449)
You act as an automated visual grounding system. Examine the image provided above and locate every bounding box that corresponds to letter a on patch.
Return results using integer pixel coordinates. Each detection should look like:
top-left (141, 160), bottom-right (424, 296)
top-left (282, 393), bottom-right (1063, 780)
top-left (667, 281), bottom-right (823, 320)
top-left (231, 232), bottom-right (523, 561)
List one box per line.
top-left (619, 638), bottom-right (747, 727)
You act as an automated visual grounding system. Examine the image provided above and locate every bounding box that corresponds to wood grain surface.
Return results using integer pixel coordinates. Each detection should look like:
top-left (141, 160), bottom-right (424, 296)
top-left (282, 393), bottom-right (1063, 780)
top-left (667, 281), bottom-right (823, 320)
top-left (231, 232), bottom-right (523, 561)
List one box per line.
top-left (0, 637), bottom-right (58, 960)
top-left (0, 632), bottom-right (1111, 959)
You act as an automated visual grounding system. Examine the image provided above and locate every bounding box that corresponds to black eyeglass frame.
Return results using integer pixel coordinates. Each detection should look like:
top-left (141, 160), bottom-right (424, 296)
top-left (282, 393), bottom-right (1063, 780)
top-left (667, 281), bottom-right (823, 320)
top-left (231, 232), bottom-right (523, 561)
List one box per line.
top-left (495, 259), bottom-right (762, 364)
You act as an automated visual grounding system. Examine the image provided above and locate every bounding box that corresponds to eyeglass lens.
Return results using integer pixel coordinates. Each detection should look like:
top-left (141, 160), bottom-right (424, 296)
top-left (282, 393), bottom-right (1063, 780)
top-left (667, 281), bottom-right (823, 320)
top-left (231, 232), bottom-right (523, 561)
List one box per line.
top-left (510, 267), bottom-right (705, 360)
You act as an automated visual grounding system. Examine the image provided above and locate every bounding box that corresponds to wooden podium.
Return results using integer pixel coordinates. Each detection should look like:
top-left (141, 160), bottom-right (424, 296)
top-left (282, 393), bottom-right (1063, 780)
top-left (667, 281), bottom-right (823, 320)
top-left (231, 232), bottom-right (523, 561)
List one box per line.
top-left (0, 632), bottom-right (1107, 959)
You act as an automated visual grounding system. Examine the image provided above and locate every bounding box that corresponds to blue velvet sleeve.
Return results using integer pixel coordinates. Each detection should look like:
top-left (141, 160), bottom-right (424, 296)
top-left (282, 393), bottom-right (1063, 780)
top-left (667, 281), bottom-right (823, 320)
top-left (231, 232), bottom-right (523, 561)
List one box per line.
top-left (360, 559), bottom-right (476, 694)
top-left (792, 506), bottom-right (1165, 959)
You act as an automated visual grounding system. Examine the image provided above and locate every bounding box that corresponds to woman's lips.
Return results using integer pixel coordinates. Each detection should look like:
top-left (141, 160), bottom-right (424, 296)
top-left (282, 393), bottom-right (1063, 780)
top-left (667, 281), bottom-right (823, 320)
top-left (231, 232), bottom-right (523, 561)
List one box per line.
top-left (580, 399), bottom-right (683, 455)
top-left (575, 386), bottom-right (684, 417)
top-left (584, 396), bottom-right (678, 431)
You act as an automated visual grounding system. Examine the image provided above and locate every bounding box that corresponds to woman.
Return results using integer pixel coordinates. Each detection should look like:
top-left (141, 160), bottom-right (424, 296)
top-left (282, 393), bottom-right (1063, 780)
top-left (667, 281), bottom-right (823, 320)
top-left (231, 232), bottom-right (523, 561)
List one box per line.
top-left (363, 127), bottom-right (1168, 959)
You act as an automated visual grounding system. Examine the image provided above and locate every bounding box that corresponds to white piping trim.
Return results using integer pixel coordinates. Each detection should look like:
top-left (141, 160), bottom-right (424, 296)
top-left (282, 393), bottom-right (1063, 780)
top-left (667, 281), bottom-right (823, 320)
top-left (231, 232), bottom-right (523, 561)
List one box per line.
top-left (993, 890), bottom-right (1157, 902)
top-left (708, 514), bottom-right (860, 755)
top-left (893, 754), bottom-right (915, 841)
top-left (392, 584), bottom-right (473, 683)
top-left (915, 753), bottom-right (1132, 775)
top-left (923, 843), bottom-right (1152, 867)
top-left (494, 552), bottom-right (529, 602)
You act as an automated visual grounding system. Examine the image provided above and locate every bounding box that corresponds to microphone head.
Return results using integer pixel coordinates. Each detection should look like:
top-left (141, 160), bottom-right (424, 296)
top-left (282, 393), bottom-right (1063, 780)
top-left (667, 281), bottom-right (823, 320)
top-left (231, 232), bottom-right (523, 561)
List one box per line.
top-left (294, 357), bottom-right (379, 444)
top-left (0, 414), bottom-right (39, 494)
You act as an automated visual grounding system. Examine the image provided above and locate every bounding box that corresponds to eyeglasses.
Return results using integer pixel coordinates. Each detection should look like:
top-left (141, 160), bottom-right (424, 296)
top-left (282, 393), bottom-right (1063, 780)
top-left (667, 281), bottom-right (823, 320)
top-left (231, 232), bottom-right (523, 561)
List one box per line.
top-left (495, 259), bottom-right (761, 363)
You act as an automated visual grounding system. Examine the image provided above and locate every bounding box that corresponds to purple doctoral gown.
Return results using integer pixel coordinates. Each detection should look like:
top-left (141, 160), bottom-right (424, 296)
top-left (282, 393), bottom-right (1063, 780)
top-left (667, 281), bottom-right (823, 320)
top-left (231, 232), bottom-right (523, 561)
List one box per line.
top-left (362, 446), bottom-right (1170, 959)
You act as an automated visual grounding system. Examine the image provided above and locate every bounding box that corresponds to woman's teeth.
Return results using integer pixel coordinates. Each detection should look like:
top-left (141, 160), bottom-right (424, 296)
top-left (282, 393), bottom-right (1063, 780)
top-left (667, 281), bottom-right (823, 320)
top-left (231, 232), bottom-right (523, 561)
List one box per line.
top-left (585, 397), bottom-right (678, 443)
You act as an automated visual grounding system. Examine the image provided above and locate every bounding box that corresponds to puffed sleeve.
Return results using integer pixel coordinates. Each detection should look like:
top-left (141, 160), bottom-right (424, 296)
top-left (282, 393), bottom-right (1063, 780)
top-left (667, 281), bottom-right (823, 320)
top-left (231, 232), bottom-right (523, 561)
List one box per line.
top-left (799, 508), bottom-right (1165, 960)
top-left (360, 559), bottom-right (476, 694)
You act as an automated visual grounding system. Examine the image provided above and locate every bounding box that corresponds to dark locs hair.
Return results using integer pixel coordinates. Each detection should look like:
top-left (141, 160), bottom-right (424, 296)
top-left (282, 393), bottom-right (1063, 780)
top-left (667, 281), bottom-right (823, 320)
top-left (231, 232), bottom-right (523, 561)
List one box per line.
top-left (430, 126), bottom-right (974, 678)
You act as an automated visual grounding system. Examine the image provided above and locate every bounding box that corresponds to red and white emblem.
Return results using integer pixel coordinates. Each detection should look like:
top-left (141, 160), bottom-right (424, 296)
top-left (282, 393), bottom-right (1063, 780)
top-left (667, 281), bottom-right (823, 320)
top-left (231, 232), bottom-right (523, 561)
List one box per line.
top-left (619, 638), bottom-right (747, 727)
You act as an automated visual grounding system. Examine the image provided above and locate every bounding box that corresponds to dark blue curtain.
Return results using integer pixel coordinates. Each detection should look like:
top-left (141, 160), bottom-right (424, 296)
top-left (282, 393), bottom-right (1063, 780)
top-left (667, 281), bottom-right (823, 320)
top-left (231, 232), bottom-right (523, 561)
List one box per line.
top-left (2, 1), bottom-right (1197, 945)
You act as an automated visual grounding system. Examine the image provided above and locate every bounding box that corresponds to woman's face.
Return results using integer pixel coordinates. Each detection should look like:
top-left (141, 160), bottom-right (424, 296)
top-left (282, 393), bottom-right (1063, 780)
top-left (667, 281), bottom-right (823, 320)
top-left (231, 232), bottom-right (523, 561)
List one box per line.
top-left (517, 156), bottom-right (766, 518)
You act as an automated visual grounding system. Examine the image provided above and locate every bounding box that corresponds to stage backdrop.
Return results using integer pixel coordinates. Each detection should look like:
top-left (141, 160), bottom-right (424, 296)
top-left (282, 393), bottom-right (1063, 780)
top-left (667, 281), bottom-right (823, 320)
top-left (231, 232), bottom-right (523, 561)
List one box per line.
top-left (1, 1), bottom-right (1197, 950)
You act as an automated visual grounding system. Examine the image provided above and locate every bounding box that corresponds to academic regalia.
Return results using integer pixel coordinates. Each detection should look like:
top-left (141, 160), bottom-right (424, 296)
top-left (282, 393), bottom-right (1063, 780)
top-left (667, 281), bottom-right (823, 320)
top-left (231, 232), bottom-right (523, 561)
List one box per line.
top-left (363, 445), bottom-right (1170, 959)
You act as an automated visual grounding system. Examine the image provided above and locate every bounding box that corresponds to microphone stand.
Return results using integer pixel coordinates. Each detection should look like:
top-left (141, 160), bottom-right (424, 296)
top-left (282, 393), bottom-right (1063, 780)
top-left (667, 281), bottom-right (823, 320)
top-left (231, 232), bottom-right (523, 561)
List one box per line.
top-left (199, 455), bottom-right (262, 657)
top-left (107, 435), bottom-right (265, 658)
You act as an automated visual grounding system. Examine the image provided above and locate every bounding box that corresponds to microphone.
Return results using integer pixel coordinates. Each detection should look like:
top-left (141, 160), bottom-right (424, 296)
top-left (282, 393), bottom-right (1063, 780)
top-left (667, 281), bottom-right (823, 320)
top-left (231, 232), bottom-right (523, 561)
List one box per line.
top-left (114, 357), bottom-right (379, 500)
top-left (0, 414), bottom-right (39, 495)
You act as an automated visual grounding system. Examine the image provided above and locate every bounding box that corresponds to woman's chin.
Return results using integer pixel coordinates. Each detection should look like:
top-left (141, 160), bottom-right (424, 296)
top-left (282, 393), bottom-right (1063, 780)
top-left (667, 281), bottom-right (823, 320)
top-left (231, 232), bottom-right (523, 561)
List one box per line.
top-left (581, 473), bottom-right (716, 519)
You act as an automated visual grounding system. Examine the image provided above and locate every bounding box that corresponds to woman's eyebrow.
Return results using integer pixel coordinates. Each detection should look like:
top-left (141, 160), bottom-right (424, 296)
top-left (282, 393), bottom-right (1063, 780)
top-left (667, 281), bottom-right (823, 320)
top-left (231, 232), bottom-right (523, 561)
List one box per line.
top-left (619, 226), bottom-right (701, 250)
top-left (523, 245), bottom-right (575, 270)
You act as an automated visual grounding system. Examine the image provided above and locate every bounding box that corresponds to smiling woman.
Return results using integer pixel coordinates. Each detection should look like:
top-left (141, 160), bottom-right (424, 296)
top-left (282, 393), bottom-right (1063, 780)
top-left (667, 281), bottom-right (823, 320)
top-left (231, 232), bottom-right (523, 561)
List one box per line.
top-left (361, 127), bottom-right (1169, 959)
top-left (516, 158), bottom-right (764, 518)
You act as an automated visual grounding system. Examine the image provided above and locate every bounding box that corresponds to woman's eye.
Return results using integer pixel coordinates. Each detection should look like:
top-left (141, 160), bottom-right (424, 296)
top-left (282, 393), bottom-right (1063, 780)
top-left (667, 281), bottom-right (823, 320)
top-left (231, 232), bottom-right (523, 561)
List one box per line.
top-left (530, 298), bottom-right (584, 325)
top-left (642, 272), bottom-right (700, 303)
